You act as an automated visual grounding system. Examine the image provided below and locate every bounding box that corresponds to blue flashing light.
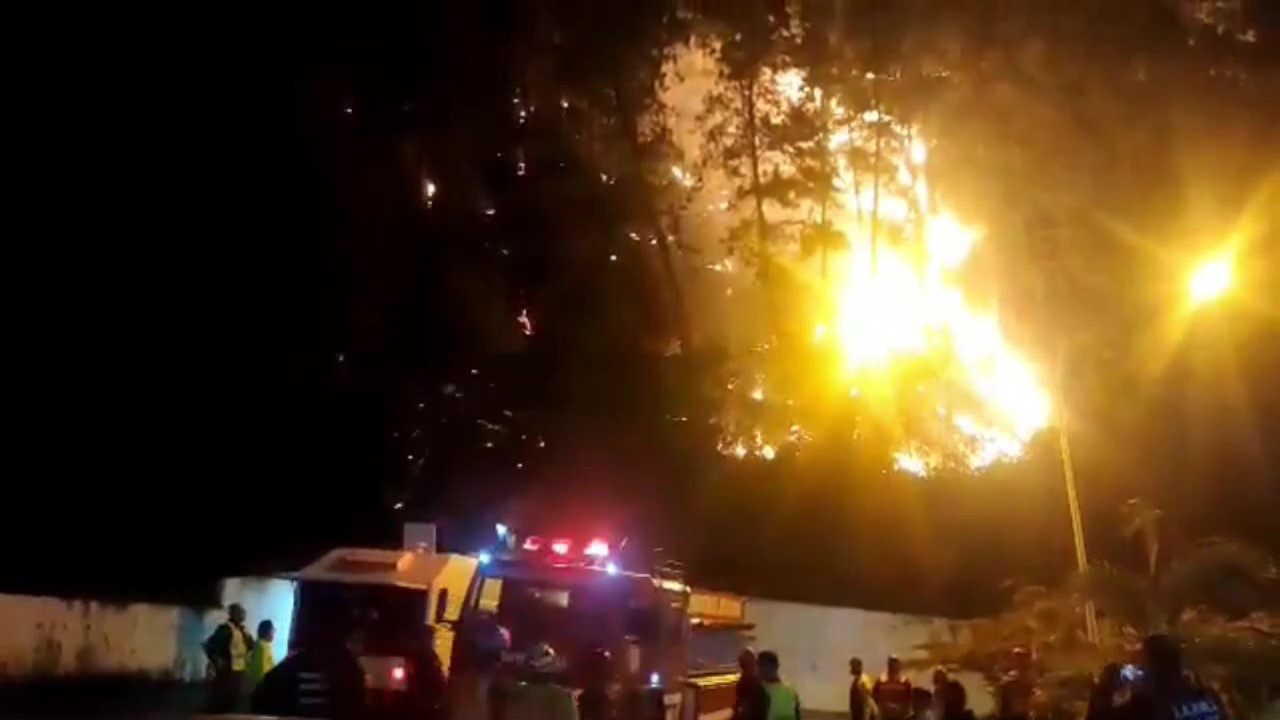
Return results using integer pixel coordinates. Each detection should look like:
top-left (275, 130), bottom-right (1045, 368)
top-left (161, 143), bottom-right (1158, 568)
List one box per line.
top-left (605, 562), bottom-right (619, 576)
top-left (478, 551), bottom-right (493, 565)
top-left (495, 523), bottom-right (509, 539)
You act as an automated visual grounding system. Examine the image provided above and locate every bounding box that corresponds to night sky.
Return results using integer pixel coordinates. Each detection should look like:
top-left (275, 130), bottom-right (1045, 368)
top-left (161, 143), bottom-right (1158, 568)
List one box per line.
top-left (7, 0), bottom-right (1278, 616)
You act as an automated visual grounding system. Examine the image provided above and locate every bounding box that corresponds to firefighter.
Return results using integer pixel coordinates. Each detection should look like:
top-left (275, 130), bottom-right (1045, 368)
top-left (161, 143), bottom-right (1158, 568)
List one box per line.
top-left (872, 656), bottom-right (913, 720)
top-left (204, 603), bottom-right (252, 713)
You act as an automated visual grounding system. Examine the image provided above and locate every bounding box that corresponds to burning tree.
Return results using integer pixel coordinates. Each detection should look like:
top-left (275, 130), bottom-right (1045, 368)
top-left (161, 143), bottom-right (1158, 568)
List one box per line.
top-left (678, 6), bottom-right (1054, 476)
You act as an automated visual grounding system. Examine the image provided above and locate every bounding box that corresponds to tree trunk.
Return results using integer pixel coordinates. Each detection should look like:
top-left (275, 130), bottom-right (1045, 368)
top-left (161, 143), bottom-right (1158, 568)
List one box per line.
top-left (654, 216), bottom-right (693, 351)
top-left (615, 71), bottom-right (692, 352)
top-left (818, 95), bottom-right (831, 284)
top-left (870, 78), bottom-right (882, 273)
top-left (906, 126), bottom-right (926, 273)
top-left (743, 76), bottom-right (769, 278)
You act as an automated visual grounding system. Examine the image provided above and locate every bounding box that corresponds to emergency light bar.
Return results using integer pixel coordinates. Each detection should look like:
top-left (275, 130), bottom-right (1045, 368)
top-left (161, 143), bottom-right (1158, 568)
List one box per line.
top-left (495, 527), bottom-right (618, 570)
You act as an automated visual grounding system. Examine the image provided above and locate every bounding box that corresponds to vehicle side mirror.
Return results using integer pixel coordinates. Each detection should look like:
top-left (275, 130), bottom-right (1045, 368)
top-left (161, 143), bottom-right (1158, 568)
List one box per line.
top-left (434, 588), bottom-right (450, 624)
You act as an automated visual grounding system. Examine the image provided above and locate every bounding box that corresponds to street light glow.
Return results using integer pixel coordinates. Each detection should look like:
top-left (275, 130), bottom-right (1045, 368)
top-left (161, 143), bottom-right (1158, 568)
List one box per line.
top-left (1188, 256), bottom-right (1232, 306)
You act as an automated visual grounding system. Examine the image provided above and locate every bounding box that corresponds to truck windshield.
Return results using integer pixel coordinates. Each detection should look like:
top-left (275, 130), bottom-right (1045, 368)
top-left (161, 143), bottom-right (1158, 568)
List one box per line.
top-left (496, 577), bottom-right (631, 660)
top-left (294, 581), bottom-right (428, 656)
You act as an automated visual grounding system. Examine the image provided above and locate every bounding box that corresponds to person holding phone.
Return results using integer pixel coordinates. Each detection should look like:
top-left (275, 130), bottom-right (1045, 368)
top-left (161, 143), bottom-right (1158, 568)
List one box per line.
top-left (1122, 635), bottom-right (1228, 720)
top-left (1086, 664), bottom-right (1124, 720)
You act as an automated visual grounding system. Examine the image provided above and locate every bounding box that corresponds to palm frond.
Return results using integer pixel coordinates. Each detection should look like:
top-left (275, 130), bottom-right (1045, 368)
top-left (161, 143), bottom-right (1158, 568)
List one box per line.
top-left (1158, 538), bottom-right (1279, 621)
top-left (1073, 563), bottom-right (1153, 632)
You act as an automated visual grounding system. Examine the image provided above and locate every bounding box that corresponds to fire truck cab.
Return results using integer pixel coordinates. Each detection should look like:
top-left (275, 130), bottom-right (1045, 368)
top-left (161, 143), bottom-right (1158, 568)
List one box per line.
top-left (285, 533), bottom-right (750, 720)
top-left (289, 547), bottom-right (477, 708)
top-left (451, 530), bottom-right (750, 720)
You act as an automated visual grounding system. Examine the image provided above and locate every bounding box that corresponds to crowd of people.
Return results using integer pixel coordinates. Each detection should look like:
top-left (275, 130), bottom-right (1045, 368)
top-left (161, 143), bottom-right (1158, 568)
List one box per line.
top-left (733, 634), bottom-right (1243, 720)
top-left (202, 604), bottom-right (1261, 720)
top-left (731, 649), bottom-right (975, 720)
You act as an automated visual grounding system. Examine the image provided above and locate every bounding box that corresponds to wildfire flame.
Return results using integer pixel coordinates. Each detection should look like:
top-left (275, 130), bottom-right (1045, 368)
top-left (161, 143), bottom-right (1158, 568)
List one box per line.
top-left (708, 65), bottom-right (1051, 474)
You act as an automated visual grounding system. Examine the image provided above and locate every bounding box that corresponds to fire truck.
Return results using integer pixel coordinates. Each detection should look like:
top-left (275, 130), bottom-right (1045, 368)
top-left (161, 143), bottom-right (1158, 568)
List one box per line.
top-left (287, 529), bottom-right (751, 720)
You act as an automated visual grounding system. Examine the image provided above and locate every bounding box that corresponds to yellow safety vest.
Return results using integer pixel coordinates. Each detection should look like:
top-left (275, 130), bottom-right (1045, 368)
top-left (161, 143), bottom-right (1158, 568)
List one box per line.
top-left (229, 624), bottom-right (249, 672)
top-left (247, 638), bottom-right (275, 684)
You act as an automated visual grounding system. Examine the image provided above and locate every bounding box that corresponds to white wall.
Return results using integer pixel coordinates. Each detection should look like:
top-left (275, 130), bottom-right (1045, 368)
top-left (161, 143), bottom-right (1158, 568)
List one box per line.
top-left (746, 598), bottom-right (993, 716)
top-left (0, 576), bottom-right (297, 682)
top-left (0, 593), bottom-right (190, 678)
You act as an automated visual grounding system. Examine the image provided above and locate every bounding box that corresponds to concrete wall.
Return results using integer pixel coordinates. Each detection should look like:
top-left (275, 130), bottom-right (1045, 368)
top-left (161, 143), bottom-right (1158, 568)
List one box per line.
top-left (0, 576), bottom-right (296, 682)
top-left (746, 598), bottom-right (993, 716)
top-left (0, 593), bottom-right (189, 678)
top-left (1, 578), bottom-right (990, 715)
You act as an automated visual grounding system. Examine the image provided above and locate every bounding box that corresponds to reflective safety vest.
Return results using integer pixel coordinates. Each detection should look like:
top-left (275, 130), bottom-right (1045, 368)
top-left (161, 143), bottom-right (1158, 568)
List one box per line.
top-left (764, 681), bottom-right (799, 720)
top-left (229, 624), bottom-right (249, 673)
top-left (247, 639), bottom-right (275, 684)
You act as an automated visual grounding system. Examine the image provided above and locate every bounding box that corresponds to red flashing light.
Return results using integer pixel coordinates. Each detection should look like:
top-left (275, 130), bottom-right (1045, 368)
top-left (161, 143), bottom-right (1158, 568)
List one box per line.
top-left (584, 538), bottom-right (610, 558)
top-left (523, 536), bottom-right (544, 551)
top-left (550, 539), bottom-right (571, 556)
top-left (391, 666), bottom-right (406, 682)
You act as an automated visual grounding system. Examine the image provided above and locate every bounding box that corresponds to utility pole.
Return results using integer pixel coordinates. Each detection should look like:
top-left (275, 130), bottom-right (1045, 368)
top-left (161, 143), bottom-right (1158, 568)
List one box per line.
top-left (1055, 363), bottom-right (1099, 643)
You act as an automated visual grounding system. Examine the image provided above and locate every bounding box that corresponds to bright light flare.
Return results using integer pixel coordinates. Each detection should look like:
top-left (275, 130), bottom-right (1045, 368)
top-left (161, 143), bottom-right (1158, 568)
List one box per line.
top-left (706, 58), bottom-right (1051, 474)
top-left (1188, 255), bottom-right (1232, 306)
top-left (893, 450), bottom-right (931, 477)
top-left (829, 217), bottom-right (1051, 469)
top-left (925, 213), bottom-right (976, 270)
top-left (910, 138), bottom-right (928, 165)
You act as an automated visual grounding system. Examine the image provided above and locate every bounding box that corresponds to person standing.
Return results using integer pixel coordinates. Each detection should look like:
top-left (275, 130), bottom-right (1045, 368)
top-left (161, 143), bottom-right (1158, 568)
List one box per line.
top-left (1121, 635), bottom-right (1228, 720)
top-left (246, 619), bottom-right (276, 691)
top-left (757, 651), bottom-right (801, 720)
top-left (997, 648), bottom-right (1036, 720)
top-left (930, 667), bottom-right (949, 720)
top-left (1085, 664), bottom-right (1124, 720)
top-left (849, 657), bottom-right (875, 720)
top-left (452, 612), bottom-right (511, 720)
top-left (578, 647), bottom-right (615, 720)
top-left (735, 649), bottom-right (769, 720)
top-left (204, 603), bottom-right (252, 713)
top-left (872, 656), bottom-right (913, 720)
top-left (910, 689), bottom-right (934, 720)
top-left (939, 681), bottom-right (976, 720)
